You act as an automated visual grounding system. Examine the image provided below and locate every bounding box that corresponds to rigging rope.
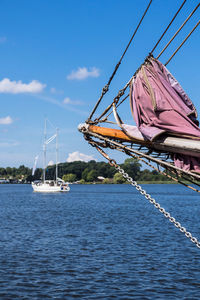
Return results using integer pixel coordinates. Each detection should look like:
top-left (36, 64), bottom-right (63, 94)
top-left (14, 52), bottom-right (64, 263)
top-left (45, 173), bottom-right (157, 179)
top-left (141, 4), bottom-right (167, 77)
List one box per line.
top-left (87, 2), bottom-right (200, 125)
top-left (157, 3), bottom-right (200, 59)
top-left (87, 0), bottom-right (153, 122)
top-left (101, 2), bottom-right (199, 120)
top-left (79, 124), bottom-right (200, 192)
top-left (94, 79), bottom-right (131, 123)
top-left (102, 94), bottom-right (130, 122)
top-left (150, 0), bottom-right (187, 54)
top-left (165, 19), bottom-right (200, 66)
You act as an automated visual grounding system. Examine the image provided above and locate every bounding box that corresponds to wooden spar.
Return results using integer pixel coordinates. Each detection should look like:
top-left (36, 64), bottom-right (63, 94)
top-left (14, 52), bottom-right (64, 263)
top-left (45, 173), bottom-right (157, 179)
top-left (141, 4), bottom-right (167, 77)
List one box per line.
top-left (88, 125), bottom-right (200, 158)
top-left (89, 125), bottom-right (149, 144)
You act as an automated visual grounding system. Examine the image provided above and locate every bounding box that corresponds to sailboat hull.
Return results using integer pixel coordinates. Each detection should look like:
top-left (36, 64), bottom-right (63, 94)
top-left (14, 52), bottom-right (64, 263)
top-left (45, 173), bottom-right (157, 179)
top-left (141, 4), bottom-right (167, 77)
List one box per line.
top-left (32, 181), bottom-right (70, 193)
top-left (32, 120), bottom-right (70, 193)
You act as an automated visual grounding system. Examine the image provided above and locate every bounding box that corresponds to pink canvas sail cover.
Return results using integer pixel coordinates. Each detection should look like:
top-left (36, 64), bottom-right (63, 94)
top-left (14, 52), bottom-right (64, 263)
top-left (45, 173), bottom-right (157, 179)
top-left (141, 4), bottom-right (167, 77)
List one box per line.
top-left (129, 56), bottom-right (200, 172)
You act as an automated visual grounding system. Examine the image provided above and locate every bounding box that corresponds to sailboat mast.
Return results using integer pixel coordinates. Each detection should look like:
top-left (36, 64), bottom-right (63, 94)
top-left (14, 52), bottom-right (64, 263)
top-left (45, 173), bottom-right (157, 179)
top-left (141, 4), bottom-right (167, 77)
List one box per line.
top-left (43, 119), bottom-right (47, 182)
top-left (56, 128), bottom-right (58, 182)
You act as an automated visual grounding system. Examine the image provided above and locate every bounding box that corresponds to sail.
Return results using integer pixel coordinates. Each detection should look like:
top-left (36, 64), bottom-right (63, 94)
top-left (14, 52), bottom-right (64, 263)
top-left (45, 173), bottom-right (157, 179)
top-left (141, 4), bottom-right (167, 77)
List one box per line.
top-left (129, 56), bottom-right (200, 172)
top-left (32, 155), bottom-right (39, 176)
top-left (45, 133), bottom-right (57, 145)
top-left (130, 56), bottom-right (200, 140)
top-left (78, 2), bottom-right (200, 195)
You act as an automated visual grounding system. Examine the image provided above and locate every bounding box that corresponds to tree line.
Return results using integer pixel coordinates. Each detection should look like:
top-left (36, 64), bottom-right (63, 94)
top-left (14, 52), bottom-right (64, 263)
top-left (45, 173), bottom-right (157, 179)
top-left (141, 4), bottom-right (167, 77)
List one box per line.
top-left (0, 158), bottom-right (171, 183)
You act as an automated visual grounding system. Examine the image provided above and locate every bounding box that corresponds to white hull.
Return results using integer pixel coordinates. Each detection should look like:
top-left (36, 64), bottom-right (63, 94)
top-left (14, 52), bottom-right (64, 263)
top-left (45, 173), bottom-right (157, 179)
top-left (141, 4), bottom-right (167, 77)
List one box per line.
top-left (32, 120), bottom-right (70, 194)
top-left (32, 181), bottom-right (70, 193)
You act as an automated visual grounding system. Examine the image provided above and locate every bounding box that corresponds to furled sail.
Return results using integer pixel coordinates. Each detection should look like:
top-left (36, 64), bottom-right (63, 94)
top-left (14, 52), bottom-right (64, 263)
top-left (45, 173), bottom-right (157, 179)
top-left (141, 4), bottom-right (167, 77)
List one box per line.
top-left (130, 56), bottom-right (199, 140)
top-left (79, 1), bottom-right (200, 192)
top-left (127, 55), bottom-right (200, 172)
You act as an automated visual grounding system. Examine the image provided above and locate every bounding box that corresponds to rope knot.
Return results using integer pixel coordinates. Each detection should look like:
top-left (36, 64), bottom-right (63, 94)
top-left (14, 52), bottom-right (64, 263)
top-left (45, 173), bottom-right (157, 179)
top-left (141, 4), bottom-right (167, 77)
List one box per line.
top-left (102, 84), bottom-right (109, 94)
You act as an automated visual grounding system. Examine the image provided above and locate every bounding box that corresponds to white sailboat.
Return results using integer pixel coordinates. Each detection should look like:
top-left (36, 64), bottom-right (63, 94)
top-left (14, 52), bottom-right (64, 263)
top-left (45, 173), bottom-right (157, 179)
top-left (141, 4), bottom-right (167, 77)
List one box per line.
top-left (32, 120), bottom-right (70, 193)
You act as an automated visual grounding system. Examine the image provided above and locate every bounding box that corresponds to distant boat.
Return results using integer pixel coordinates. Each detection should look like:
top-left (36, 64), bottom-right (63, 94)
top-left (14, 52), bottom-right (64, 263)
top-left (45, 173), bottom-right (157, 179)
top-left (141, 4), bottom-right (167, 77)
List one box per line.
top-left (32, 119), bottom-right (70, 193)
top-left (0, 179), bottom-right (9, 184)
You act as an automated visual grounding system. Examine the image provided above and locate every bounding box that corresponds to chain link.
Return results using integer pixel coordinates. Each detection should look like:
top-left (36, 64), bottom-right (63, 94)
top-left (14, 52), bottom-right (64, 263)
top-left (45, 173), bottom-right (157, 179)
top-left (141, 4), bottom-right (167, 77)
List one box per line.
top-left (112, 161), bottom-right (200, 249)
top-left (83, 135), bottom-right (200, 249)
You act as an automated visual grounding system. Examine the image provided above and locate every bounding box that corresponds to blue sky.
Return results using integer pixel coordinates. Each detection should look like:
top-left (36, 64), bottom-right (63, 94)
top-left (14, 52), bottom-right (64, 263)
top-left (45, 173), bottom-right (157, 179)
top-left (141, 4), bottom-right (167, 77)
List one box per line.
top-left (0, 0), bottom-right (199, 168)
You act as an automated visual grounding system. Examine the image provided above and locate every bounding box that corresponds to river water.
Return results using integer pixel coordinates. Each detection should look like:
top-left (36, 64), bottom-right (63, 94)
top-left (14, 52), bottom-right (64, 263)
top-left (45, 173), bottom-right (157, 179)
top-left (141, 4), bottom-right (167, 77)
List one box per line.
top-left (0, 183), bottom-right (200, 299)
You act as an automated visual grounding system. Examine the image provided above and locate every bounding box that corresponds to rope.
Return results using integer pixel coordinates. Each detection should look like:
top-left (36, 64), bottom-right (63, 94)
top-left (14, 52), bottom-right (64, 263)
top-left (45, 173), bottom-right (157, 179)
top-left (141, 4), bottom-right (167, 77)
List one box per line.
top-left (157, 3), bottom-right (200, 59)
top-left (83, 127), bottom-right (200, 191)
top-left (94, 54), bottom-right (150, 124)
top-left (165, 19), bottom-right (200, 66)
top-left (102, 94), bottom-right (129, 122)
top-left (150, 0), bottom-right (187, 54)
top-left (94, 79), bottom-right (131, 123)
top-left (87, 0), bottom-right (153, 122)
top-left (116, 0), bottom-right (153, 64)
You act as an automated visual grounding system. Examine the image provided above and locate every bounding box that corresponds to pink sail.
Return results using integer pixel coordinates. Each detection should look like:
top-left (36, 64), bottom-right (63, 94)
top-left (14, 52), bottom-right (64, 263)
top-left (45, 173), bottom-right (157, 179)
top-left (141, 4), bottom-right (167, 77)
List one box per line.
top-left (129, 56), bottom-right (200, 172)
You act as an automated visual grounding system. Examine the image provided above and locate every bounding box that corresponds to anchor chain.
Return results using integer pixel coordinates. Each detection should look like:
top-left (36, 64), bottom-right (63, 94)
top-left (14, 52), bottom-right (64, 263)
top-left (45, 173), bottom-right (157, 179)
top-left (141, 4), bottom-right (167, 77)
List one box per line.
top-left (80, 128), bottom-right (200, 248)
top-left (109, 159), bottom-right (200, 249)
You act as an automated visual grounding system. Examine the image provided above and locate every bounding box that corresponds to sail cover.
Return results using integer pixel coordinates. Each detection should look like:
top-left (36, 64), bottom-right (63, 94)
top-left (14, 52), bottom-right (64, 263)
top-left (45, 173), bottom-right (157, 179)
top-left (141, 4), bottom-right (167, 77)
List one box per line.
top-left (129, 56), bottom-right (200, 172)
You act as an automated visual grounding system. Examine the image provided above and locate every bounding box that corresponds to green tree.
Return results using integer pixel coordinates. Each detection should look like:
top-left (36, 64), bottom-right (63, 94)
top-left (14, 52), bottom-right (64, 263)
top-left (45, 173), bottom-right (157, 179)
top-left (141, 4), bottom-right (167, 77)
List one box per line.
top-left (79, 179), bottom-right (85, 184)
top-left (139, 169), bottom-right (153, 181)
top-left (6, 167), bottom-right (12, 176)
top-left (113, 172), bottom-right (126, 184)
top-left (0, 168), bottom-right (6, 176)
top-left (82, 168), bottom-right (89, 181)
top-left (103, 178), bottom-right (111, 184)
top-left (33, 168), bottom-right (42, 180)
top-left (62, 173), bottom-right (77, 182)
top-left (87, 169), bottom-right (98, 182)
top-left (120, 158), bottom-right (141, 180)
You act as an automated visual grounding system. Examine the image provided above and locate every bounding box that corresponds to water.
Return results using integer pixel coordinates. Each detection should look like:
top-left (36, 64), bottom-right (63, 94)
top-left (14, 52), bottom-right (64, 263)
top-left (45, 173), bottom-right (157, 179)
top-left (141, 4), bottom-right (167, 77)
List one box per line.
top-left (0, 183), bottom-right (200, 299)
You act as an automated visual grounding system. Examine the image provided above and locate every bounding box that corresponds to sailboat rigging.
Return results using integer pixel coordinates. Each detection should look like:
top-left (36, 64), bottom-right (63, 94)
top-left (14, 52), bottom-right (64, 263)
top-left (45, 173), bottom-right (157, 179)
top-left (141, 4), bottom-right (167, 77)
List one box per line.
top-left (32, 119), bottom-right (70, 193)
top-left (78, 1), bottom-right (200, 247)
top-left (79, 0), bottom-right (200, 193)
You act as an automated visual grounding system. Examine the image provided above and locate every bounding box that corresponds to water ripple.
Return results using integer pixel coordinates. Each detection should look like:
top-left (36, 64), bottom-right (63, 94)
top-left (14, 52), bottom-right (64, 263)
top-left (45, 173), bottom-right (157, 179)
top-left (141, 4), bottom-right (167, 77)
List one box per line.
top-left (0, 184), bottom-right (200, 299)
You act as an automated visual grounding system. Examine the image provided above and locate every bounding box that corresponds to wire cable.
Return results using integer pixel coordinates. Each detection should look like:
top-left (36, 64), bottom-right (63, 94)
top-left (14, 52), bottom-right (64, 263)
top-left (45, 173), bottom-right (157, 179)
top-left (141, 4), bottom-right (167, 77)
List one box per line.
top-left (87, 0), bottom-right (153, 122)
top-left (150, 0), bottom-right (187, 54)
top-left (157, 3), bottom-right (200, 59)
top-left (165, 19), bottom-right (200, 66)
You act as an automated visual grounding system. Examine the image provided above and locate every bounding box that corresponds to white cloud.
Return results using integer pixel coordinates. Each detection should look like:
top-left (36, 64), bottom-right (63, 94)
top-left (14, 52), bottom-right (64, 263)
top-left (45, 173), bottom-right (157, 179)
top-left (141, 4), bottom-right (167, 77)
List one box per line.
top-left (63, 97), bottom-right (83, 105)
top-left (0, 78), bottom-right (46, 94)
top-left (63, 97), bottom-right (71, 104)
top-left (67, 151), bottom-right (97, 162)
top-left (0, 116), bottom-right (13, 125)
top-left (50, 87), bottom-right (63, 95)
top-left (0, 37), bottom-right (7, 44)
top-left (32, 94), bottom-right (88, 116)
top-left (50, 87), bottom-right (56, 94)
top-left (0, 140), bottom-right (19, 147)
top-left (48, 160), bottom-right (54, 166)
top-left (67, 67), bottom-right (100, 80)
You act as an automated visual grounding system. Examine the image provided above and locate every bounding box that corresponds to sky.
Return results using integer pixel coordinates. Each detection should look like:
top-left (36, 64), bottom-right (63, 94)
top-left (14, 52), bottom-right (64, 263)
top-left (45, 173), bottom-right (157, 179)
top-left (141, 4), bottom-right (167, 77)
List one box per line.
top-left (0, 0), bottom-right (199, 168)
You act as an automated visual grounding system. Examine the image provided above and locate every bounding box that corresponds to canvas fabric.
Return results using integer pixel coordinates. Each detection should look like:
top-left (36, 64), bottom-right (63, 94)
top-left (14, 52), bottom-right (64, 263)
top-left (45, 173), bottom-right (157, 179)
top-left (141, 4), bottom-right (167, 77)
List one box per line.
top-left (129, 56), bottom-right (200, 172)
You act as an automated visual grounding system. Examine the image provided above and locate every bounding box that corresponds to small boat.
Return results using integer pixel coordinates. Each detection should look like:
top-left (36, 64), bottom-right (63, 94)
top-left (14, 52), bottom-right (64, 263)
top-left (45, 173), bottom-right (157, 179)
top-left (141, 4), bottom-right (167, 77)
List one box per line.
top-left (32, 120), bottom-right (70, 193)
top-left (32, 179), bottom-right (70, 193)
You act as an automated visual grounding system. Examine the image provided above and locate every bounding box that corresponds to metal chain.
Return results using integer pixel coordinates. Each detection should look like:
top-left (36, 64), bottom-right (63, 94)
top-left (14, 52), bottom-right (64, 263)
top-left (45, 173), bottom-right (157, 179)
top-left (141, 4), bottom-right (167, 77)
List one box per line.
top-left (83, 128), bottom-right (200, 192)
top-left (110, 160), bottom-right (200, 249)
top-left (80, 128), bottom-right (200, 248)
